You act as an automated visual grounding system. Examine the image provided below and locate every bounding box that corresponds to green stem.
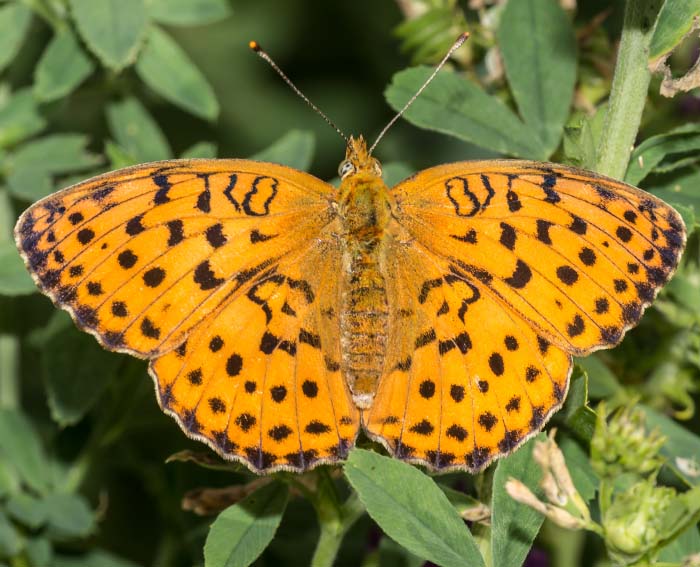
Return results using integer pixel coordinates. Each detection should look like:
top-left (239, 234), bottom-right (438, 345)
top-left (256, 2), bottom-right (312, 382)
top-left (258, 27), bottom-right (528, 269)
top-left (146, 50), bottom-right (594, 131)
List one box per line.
top-left (0, 187), bottom-right (19, 410)
top-left (595, 0), bottom-right (662, 179)
top-left (310, 470), bottom-right (365, 567)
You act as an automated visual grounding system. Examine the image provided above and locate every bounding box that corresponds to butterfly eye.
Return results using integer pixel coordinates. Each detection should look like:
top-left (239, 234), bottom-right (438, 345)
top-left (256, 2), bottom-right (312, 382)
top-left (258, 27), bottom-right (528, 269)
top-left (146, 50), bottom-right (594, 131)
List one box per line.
top-left (338, 160), bottom-right (355, 179)
top-left (372, 159), bottom-right (382, 177)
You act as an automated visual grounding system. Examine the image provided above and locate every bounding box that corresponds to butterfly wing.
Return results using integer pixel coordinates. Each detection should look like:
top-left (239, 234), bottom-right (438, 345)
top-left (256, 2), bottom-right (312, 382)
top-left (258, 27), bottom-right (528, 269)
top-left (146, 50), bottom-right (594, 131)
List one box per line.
top-left (15, 159), bottom-right (359, 472)
top-left (363, 160), bottom-right (686, 472)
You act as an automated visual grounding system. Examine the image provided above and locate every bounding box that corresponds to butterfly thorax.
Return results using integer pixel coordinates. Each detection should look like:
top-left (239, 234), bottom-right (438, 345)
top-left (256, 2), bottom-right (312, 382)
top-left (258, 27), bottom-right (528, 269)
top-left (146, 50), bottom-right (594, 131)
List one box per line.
top-left (337, 136), bottom-right (393, 409)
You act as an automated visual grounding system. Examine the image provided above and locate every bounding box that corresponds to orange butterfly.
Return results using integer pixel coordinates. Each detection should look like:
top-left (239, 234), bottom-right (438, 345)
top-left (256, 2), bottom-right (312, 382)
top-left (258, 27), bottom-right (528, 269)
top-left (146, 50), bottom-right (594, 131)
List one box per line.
top-left (14, 38), bottom-right (686, 474)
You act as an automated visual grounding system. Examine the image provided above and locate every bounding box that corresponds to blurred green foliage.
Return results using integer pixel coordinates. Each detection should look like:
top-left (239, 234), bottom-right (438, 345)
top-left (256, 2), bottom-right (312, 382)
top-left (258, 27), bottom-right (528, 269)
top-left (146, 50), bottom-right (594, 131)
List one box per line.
top-left (0, 0), bottom-right (699, 566)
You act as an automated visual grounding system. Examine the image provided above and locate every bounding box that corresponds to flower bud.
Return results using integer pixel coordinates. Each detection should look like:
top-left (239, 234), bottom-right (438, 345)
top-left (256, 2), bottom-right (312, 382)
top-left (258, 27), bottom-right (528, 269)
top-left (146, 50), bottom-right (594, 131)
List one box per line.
top-left (603, 480), bottom-right (675, 563)
top-left (591, 403), bottom-right (666, 479)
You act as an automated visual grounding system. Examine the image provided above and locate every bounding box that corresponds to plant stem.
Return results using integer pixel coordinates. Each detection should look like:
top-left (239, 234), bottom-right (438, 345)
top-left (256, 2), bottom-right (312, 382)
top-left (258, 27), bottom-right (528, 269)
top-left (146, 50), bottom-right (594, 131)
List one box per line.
top-left (595, 0), bottom-right (662, 179)
top-left (310, 470), bottom-right (365, 567)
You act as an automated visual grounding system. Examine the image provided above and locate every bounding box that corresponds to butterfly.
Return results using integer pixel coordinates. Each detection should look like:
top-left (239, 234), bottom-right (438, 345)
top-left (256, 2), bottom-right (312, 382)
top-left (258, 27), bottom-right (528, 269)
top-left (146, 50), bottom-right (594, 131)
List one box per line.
top-left (13, 36), bottom-right (687, 474)
top-left (13, 135), bottom-right (686, 473)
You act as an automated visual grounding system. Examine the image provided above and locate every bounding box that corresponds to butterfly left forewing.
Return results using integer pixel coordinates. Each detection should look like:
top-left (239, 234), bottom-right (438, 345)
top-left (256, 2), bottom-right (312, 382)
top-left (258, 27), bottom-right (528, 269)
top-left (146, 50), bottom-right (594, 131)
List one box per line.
top-left (15, 159), bottom-right (335, 357)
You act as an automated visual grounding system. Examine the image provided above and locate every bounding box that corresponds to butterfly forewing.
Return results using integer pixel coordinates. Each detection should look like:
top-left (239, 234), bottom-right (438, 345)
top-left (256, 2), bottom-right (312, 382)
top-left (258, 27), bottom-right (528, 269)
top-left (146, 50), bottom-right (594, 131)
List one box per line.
top-left (392, 161), bottom-right (685, 355)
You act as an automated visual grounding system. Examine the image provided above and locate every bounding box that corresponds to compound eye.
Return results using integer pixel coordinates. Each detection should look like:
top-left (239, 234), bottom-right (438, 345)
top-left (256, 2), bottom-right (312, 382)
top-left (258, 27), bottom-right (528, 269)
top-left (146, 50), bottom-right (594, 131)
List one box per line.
top-left (338, 160), bottom-right (355, 179)
top-left (371, 159), bottom-right (382, 177)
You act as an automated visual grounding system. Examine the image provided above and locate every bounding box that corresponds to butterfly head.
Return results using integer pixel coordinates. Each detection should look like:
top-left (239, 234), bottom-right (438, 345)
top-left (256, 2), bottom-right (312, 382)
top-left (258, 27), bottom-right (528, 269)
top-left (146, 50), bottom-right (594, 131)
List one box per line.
top-left (338, 135), bottom-right (382, 180)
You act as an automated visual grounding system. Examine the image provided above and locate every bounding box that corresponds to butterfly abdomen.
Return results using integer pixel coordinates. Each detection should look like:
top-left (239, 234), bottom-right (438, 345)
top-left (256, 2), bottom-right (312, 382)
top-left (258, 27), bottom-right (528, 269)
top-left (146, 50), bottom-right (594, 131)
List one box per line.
top-left (338, 175), bottom-right (393, 409)
top-left (340, 247), bottom-right (388, 409)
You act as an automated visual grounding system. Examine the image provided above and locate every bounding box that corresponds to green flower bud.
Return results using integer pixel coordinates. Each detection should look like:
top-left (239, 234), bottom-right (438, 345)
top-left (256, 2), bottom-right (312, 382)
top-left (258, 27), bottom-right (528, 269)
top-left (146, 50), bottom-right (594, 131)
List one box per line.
top-left (591, 403), bottom-right (666, 479)
top-left (603, 480), bottom-right (675, 563)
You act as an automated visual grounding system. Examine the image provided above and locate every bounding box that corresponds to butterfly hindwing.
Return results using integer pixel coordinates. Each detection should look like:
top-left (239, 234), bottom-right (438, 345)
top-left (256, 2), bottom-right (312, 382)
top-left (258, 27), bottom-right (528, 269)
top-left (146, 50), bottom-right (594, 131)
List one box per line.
top-left (151, 232), bottom-right (360, 473)
top-left (364, 227), bottom-right (571, 471)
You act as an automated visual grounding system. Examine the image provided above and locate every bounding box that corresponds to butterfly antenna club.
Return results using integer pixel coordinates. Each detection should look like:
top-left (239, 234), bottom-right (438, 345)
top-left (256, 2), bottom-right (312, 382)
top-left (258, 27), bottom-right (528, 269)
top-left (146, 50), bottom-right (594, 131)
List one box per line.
top-left (250, 40), bottom-right (349, 143)
top-left (368, 32), bottom-right (470, 155)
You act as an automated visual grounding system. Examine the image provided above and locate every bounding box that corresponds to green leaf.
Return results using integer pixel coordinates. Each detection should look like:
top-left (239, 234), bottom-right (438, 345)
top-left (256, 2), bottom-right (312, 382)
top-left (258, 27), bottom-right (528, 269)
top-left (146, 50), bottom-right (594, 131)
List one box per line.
top-left (658, 523), bottom-right (700, 562)
top-left (382, 162), bottom-right (415, 187)
top-left (626, 124), bottom-right (700, 186)
top-left (498, 0), bottom-right (577, 157)
top-left (491, 434), bottom-right (545, 567)
top-left (34, 29), bottom-right (95, 102)
top-left (646, 169), bottom-right (700, 217)
top-left (31, 312), bottom-right (122, 426)
top-left (181, 141), bottom-right (217, 159)
top-left (0, 459), bottom-right (20, 498)
top-left (386, 68), bottom-right (545, 159)
top-left (555, 366), bottom-right (596, 442)
top-left (0, 3), bottom-right (32, 73)
top-left (69, 0), bottom-right (147, 71)
top-left (5, 167), bottom-right (51, 202)
top-left (44, 493), bottom-right (95, 540)
top-left (147, 0), bottom-right (232, 26)
top-left (562, 107), bottom-right (607, 170)
top-left (52, 550), bottom-right (141, 567)
top-left (394, 7), bottom-right (464, 65)
top-left (0, 89), bottom-right (46, 148)
top-left (105, 141), bottom-right (140, 169)
top-left (6, 493), bottom-right (47, 529)
top-left (204, 481), bottom-right (288, 567)
top-left (6, 134), bottom-right (101, 201)
top-left (345, 449), bottom-right (484, 567)
top-left (107, 98), bottom-right (172, 163)
top-left (438, 485), bottom-right (484, 518)
top-left (672, 203), bottom-right (696, 233)
top-left (135, 26), bottom-right (219, 120)
top-left (0, 242), bottom-right (36, 296)
top-left (374, 536), bottom-right (425, 567)
top-left (9, 134), bottom-right (99, 175)
top-left (575, 354), bottom-right (622, 399)
top-left (641, 405), bottom-right (700, 485)
top-left (559, 435), bottom-right (598, 502)
top-left (25, 537), bottom-right (53, 567)
top-left (250, 130), bottom-right (315, 171)
top-left (649, 0), bottom-right (700, 62)
top-left (0, 409), bottom-right (50, 494)
top-left (0, 510), bottom-right (22, 557)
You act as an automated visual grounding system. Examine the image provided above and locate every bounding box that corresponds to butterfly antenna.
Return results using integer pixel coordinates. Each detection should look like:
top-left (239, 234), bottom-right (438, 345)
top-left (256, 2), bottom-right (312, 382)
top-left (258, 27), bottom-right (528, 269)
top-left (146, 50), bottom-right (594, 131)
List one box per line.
top-left (250, 41), bottom-right (349, 143)
top-left (368, 32), bottom-right (470, 155)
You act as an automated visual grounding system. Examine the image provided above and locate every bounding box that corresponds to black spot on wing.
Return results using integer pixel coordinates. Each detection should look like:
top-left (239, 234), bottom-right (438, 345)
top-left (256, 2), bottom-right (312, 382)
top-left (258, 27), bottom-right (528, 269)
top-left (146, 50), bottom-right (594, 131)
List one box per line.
top-left (536, 220), bottom-right (553, 244)
top-left (167, 220), bottom-right (184, 246)
top-left (152, 174), bottom-right (171, 205)
top-left (504, 260), bottom-right (532, 289)
top-left (499, 222), bottom-right (516, 250)
top-left (193, 261), bottom-right (224, 290)
top-left (541, 174), bottom-right (560, 203)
